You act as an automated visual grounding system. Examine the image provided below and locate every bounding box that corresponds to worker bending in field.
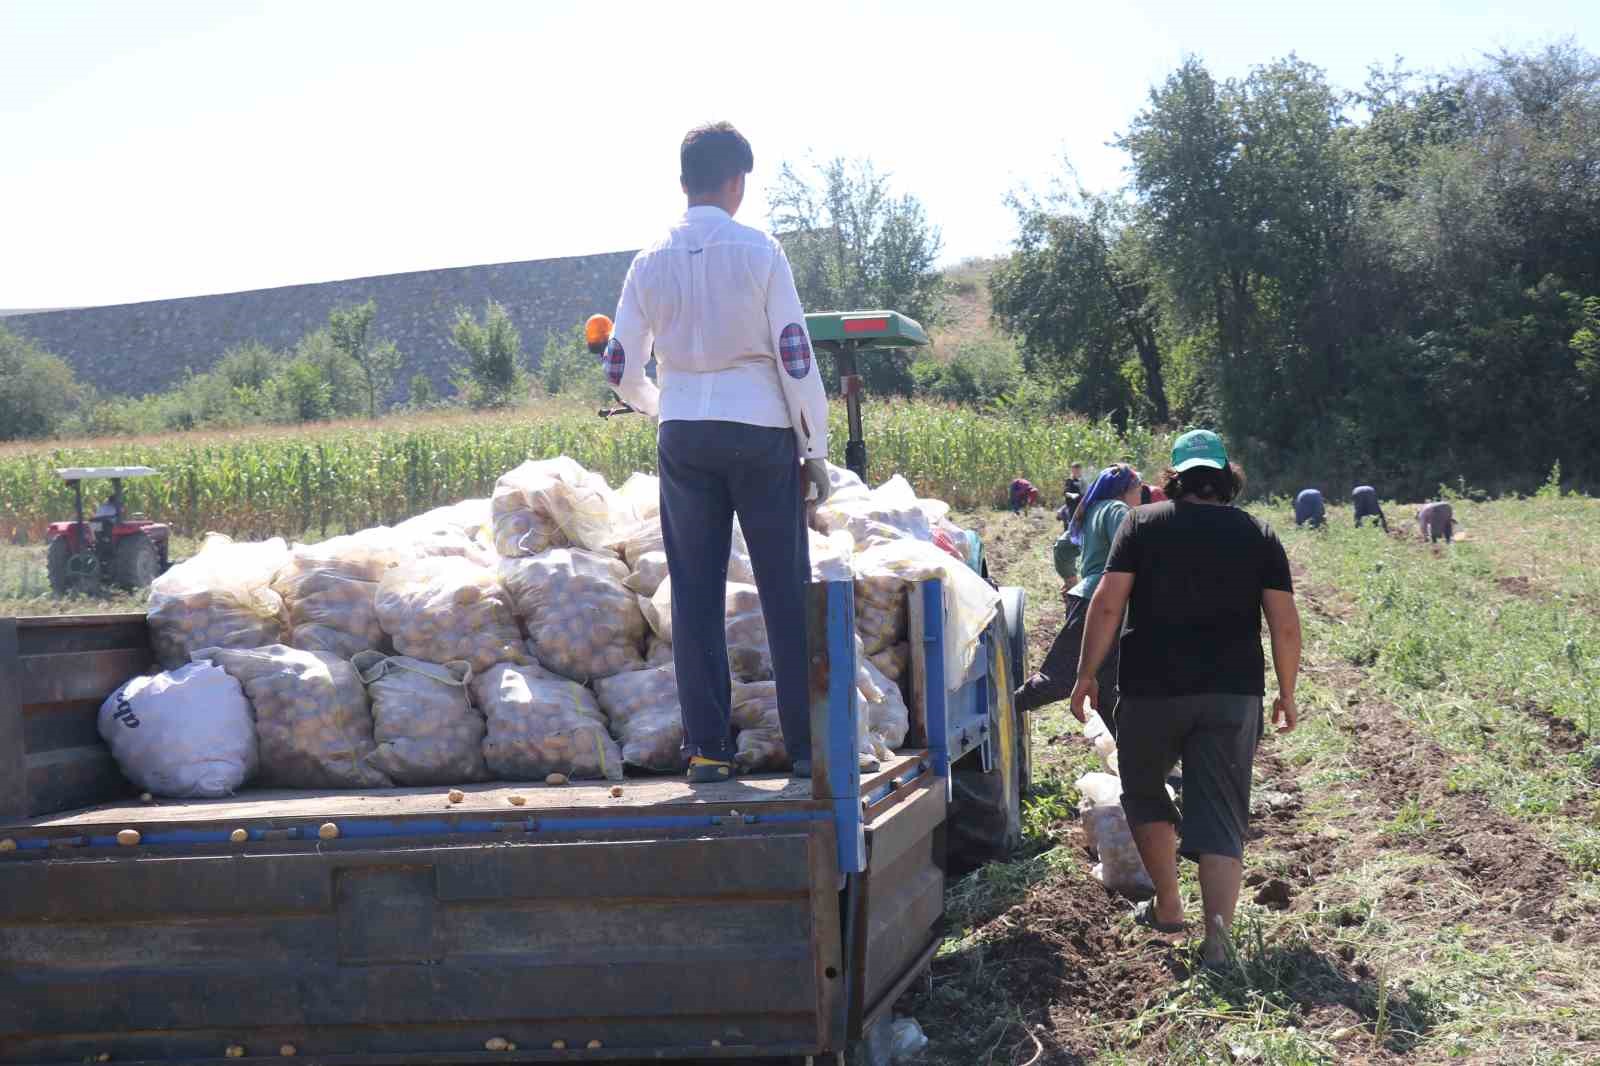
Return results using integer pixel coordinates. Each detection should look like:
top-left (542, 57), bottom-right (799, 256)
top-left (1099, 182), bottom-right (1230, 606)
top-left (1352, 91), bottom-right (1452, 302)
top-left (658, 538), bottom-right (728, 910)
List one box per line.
top-left (1417, 501), bottom-right (1455, 543)
top-left (605, 121), bottom-right (830, 783)
top-left (1351, 485), bottom-right (1388, 531)
top-left (1014, 464), bottom-right (1143, 727)
top-left (1294, 488), bottom-right (1326, 528)
top-left (1009, 477), bottom-right (1041, 513)
top-left (1071, 431), bottom-right (1301, 965)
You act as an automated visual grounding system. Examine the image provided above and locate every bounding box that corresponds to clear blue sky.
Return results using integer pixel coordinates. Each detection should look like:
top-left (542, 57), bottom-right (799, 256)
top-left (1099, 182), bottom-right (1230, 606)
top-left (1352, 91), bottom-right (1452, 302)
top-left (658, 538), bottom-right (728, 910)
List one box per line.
top-left (2, 0), bottom-right (1594, 309)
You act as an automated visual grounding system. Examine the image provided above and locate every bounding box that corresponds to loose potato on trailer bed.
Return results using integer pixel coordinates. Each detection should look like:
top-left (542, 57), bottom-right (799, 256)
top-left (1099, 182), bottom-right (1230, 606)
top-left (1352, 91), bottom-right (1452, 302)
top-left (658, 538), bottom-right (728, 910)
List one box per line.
top-left (0, 578), bottom-right (1028, 1064)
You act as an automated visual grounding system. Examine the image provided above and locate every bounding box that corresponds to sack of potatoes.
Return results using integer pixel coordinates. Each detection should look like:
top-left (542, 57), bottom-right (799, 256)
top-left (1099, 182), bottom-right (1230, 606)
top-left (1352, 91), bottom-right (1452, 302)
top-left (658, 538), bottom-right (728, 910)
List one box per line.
top-left (641, 579), bottom-right (772, 681)
top-left (353, 652), bottom-right (487, 785)
top-left (147, 534), bottom-right (291, 670)
top-left (501, 548), bottom-right (645, 681)
top-left (375, 557), bottom-right (529, 673)
top-left (622, 549), bottom-right (670, 598)
top-left (731, 680), bottom-right (787, 772)
top-left (491, 457), bottom-right (632, 558)
top-left (199, 644), bottom-right (392, 790)
top-left (869, 641), bottom-right (910, 683)
top-left (273, 531), bottom-right (405, 659)
top-left (592, 664), bottom-right (687, 772)
top-left (473, 662), bottom-right (623, 781)
top-left (854, 573), bottom-right (908, 656)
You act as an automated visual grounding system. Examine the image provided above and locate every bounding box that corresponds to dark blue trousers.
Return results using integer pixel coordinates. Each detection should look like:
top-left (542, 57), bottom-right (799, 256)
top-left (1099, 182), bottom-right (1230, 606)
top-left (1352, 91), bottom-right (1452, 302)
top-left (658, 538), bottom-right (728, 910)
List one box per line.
top-left (658, 420), bottom-right (812, 764)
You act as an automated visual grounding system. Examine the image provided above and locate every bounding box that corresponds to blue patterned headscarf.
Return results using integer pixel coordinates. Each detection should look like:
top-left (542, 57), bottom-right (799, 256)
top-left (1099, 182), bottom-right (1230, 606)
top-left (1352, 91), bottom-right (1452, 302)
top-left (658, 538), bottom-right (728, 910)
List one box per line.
top-left (1067, 464), bottom-right (1140, 547)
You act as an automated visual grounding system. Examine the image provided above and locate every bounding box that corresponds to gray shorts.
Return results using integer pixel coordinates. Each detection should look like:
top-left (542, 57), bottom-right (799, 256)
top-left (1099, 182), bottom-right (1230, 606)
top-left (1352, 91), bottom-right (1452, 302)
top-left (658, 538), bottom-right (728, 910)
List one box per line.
top-left (1116, 693), bottom-right (1263, 861)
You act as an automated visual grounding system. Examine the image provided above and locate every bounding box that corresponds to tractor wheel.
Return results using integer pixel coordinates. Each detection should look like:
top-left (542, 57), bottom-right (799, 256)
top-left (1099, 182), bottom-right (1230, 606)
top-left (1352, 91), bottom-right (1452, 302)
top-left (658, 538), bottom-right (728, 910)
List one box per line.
top-left (46, 537), bottom-right (71, 595)
top-left (112, 532), bottom-right (160, 590)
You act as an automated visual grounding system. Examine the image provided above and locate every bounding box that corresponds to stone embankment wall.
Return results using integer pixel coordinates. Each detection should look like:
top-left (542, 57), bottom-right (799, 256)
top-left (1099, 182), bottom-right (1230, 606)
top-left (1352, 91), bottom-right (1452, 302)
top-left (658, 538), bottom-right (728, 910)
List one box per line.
top-left (4, 251), bottom-right (636, 399)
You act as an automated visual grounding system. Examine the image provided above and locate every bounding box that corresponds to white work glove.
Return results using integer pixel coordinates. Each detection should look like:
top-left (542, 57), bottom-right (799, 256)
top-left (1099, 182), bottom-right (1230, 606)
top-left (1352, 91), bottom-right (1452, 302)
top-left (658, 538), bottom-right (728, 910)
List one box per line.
top-left (803, 459), bottom-right (831, 504)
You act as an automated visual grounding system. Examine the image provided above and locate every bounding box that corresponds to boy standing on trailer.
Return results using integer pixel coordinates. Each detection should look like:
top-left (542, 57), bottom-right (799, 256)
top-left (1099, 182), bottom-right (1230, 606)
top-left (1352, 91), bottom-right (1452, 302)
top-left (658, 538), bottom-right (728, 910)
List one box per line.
top-left (604, 121), bottom-right (831, 783)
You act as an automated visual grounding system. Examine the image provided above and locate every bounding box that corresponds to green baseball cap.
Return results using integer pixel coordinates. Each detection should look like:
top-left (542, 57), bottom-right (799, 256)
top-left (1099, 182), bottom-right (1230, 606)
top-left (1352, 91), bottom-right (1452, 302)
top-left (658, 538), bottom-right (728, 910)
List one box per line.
top-left (1171, 429), bottom-right (1228, 472)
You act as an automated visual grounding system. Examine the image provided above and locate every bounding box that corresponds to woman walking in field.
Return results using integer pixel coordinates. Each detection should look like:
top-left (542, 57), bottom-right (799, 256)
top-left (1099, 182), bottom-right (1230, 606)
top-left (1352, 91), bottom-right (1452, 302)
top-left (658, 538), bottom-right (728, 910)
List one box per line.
top-left (1013, 463), bottom-right (1143, 728)
top-left (1070, 431), bottom-right (1302, 966)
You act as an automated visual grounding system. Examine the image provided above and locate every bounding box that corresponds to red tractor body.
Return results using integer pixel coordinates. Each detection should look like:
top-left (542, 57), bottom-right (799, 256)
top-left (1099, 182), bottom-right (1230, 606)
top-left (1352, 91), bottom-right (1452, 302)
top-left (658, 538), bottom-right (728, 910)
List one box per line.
top-left (45, 467), bottom-right (172, 595)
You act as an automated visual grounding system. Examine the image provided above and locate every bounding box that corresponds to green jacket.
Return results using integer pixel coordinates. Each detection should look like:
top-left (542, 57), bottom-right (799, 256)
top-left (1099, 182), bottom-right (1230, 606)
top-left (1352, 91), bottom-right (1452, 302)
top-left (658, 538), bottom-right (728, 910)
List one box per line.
top-left (1053, 532), bottom-right (1080, 584)
top-left (1069, 499), bottom-right (1130, 601)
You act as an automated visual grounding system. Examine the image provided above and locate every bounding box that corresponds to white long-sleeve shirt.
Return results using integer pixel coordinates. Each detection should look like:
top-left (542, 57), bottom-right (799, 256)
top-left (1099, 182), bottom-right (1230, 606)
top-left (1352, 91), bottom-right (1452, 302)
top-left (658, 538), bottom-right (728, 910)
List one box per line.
top-left (604, 205), bottom-right (830, 460)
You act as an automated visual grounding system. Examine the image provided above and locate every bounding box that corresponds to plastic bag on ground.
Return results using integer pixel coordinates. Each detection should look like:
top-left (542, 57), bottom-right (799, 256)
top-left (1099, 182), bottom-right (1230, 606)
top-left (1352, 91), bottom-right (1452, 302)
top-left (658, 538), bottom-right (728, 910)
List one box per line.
top-left (474, 662), bottom-right (623, 781)
top-left (352, 652), bottom-right (486, 785)
top-left (98, 661), bottom-right (257, 798)
top-left (593, 664), bottom-right (686, 772)
top-left (501, 548), bottom-right (645, 681)
top-left (854, 538), bottom-right (1000, 683)
top-left (623, 550), bottom-right (670, 598)
top-left (273, 530), bottom-right (404, 660)
top-left (1083, 710), bottom-right (1119, 774)
top-left (200, 644), bottom-right (391, 789)
top-left (1076, 771), bottom-right (1154, 899)
top-left (375, 557), bottom-right (529, 673)
top-left (641, 578), bottom-right (772, 682)
top-left (731, 679), bottom-right (787, 772)
top-left (147, 534), bottom-right (290, 670)
top-left (491, 457), bottom-right (630, 557)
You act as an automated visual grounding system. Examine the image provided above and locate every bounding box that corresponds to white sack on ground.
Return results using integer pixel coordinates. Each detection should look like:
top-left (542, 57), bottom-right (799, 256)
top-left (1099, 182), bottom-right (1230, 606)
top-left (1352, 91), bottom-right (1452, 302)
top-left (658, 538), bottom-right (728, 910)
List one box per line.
top-left (353, 652), bottom-right (486, 785)
top-left (854, 538), bottom-right (1000, 683)
top-left (375, 557), bottom-right (528, 673)
top-left (147, 534), bottom-right (290, 670)
top-left (1076, 771), bottom-right (1155, 899)
top-left (501, 548), bottom-right (645, 681)
top-left (98, 661), bottom-right (257, 798)
top-left (473, 662), bottom-right (623, 781)
top-left (273, 530), bottom-right (404, 659)
top-left (199, 644), bottom-right (391, 789)
top-left (593, 664), bottom-right (686, 772)
top-left (491, 457), bottom-right (631, 557)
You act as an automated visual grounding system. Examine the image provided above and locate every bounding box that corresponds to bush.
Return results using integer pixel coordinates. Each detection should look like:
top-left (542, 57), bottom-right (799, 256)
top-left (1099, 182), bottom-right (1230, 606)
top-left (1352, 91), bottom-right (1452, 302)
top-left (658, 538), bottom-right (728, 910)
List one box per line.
top-left (911, 338), bottom-right (1022, 406)
top-left (0, 326), bottom-right (81, 440)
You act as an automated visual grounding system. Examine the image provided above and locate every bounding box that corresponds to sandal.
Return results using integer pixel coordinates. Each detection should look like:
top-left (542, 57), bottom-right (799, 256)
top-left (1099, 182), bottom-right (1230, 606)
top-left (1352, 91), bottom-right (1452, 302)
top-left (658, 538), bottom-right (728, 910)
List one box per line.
top-left (687, 756), bottom-right (733, 783)
top-left (1132, 900), bottom-right (1188, 934)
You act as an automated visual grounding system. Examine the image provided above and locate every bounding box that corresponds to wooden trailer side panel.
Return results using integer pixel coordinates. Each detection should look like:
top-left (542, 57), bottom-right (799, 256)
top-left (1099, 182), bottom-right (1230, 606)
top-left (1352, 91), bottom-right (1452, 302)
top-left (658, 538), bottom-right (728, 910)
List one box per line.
top-left (0, 615), bottom-right (146, 822)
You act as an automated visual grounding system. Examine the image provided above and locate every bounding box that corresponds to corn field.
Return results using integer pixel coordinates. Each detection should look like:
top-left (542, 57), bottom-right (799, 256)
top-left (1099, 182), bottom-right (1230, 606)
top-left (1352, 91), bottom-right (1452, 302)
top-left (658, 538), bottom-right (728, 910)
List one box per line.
top-left (0, 403), bottom-right (1157, 543)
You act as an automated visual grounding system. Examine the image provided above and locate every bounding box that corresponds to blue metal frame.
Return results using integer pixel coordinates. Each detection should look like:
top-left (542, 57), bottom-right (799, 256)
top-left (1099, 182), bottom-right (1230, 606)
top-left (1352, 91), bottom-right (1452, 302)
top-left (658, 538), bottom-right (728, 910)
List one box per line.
top-left (821, 579), bottom-right (865, 874)
top-left (920, 581), bottom-right (951, 790)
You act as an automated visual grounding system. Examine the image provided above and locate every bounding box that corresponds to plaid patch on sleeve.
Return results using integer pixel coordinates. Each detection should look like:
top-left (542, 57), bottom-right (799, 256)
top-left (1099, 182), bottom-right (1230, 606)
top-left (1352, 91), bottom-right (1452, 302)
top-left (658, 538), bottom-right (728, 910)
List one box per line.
top-left (603, 337), bottom-right (626, 386)
top-left (779, 323), bottom-right (811, 379)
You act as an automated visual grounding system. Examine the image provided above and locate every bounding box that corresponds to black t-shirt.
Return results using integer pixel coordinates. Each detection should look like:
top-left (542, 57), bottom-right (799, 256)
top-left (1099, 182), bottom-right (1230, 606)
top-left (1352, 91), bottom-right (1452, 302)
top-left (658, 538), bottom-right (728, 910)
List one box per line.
top-left (1104, 500), bottom-right (1293, 698)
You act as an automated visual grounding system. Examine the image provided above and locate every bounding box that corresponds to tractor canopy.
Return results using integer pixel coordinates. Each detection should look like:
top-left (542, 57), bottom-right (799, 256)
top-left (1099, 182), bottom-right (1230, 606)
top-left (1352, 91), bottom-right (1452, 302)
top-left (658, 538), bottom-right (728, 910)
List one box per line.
top-left (56, 466), bottom-right (160, 482)
top-left (803, 311), bottom-right (929, 349)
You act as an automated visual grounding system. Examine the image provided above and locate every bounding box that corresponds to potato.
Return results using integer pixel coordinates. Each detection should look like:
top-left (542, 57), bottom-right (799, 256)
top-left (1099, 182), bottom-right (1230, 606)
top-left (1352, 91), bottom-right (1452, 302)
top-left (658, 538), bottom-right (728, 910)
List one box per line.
top-left (501, 549), bottom-right (645, 682)
top-left (374, 558), bottom-right (527, 674)
top-left (474, 663), bottom-right (623, 781)
top-left (592, 665), bottom-right (687, 772)
top-left (201, 645), bottom-right (392, 789)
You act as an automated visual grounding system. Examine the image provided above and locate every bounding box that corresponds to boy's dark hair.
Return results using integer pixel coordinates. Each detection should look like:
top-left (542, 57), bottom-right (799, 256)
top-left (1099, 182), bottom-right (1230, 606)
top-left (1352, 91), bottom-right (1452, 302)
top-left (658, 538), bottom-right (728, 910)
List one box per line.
top-left (1162, 462), bottom-right (1247, 503)
top-left (681, 122), bottom-right (754, 196)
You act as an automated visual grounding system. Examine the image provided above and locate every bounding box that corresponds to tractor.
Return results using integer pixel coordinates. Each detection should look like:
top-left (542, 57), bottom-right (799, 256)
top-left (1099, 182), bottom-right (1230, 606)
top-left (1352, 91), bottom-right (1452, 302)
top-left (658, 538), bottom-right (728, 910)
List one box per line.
top-left (45, 467), bottom-right (172, 595)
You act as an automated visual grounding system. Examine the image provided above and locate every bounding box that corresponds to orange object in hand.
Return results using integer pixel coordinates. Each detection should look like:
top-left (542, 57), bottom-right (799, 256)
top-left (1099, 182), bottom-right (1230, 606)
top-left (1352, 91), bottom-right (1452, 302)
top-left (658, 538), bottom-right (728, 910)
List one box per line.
top-left (585, 314), bottom-right (613, 355)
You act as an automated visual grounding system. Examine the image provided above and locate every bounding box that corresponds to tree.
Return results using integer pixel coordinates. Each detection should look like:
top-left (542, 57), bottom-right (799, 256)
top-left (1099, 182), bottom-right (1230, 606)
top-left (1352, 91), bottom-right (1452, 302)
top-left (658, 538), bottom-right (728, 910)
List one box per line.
top-left (407, 373), bottom-right (438, 409)
top-left (0, 325), bottom-right (80, 440)
top-left (328, 300), bottom-right (404, 419)
top-left (292, 328), bottom-right (365, 418)
top-left (450, 300), bottom-right (527, 408)
top-left (990, 189), bottom-right (1170, 422)
top-left (769, 157), bottom-right (944, 396)
top-left (539, 321), bottom-right (609, 400)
